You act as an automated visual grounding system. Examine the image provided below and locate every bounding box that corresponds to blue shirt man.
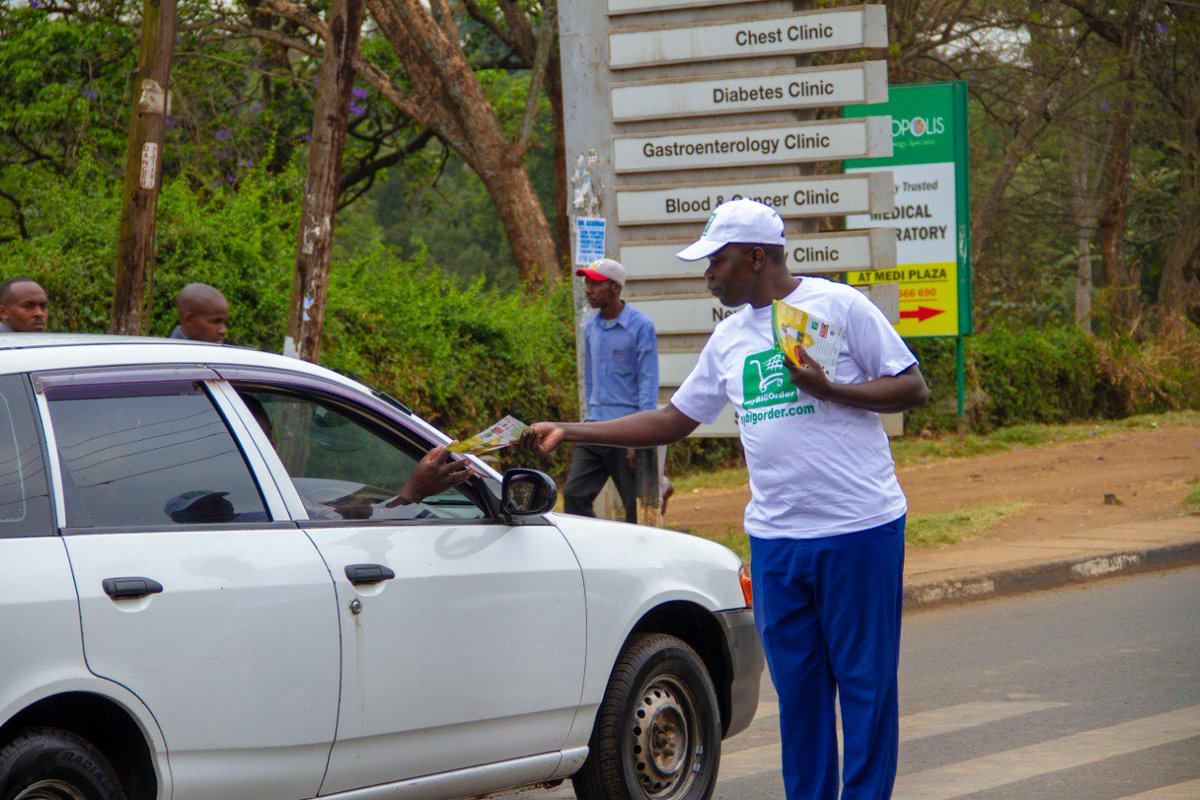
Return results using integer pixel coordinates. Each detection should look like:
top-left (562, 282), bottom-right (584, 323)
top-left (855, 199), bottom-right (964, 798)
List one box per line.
top-left (564, 258), bottom-right (658, 522)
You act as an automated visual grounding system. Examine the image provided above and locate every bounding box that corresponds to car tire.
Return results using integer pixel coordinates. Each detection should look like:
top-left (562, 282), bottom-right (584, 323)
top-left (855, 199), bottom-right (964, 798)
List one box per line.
top-left (0, 728), bottom-right (127, 800)
top-left (573, 633), bottom-right (721, 800)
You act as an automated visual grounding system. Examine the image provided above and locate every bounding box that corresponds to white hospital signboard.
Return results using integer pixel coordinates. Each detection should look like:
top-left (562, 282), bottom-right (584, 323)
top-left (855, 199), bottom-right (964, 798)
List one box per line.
top-left (609, 6), bottom-right (887, 69)
top-left (613, 117), bottom-right (892, 174)
top-left (608, 0), bottom-right (758, 15)
top-left (610, 61), bottom-right (888, 123)
top-left (616, 172), bottom-right (894, 226)
top-left (639, 297), bottom-right (746, 335)
top-left (620, 229), bottom-right (897, 278)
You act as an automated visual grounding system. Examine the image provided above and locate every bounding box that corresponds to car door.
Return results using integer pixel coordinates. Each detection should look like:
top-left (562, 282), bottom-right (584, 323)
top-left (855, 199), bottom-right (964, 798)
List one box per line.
top-left (0, 373), bottom-right (86, 726)
top-left (36, 368), bottom-right (340, 800)
top-left (223, 379), bottom-right (587, 794)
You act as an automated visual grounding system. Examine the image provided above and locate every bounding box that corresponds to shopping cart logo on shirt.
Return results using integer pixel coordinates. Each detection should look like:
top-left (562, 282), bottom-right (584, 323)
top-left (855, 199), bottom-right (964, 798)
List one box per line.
top-left (742, 349), bottom-right (799, 411)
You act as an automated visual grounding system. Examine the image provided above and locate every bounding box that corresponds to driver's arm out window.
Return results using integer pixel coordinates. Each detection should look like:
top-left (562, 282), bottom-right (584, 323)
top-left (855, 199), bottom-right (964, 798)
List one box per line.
top-left (237, 388), bottom-right (485, 522)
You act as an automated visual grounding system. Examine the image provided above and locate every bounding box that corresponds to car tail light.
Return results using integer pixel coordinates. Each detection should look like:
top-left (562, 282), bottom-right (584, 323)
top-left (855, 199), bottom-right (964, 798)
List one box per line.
top-left (739, 564), bottom-right (753, 608)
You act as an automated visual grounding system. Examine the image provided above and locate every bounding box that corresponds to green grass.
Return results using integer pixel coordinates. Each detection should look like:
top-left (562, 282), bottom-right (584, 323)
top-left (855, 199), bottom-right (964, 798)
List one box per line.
top-left (668, 501), bottom-right (1030, 561)
top-left (905, 502), bottom-right (1031, 548)
top-left (892, 410), bottom-right (1200, 467)
top-left (1185, 478), bottom-right (1200, 513)
top-left (672, 410), bottom-right (1200, 494)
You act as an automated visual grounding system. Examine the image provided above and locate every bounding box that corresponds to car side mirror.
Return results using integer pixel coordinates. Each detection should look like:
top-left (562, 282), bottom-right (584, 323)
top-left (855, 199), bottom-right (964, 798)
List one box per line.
top-left (501, 468), bottom-right (557, 517)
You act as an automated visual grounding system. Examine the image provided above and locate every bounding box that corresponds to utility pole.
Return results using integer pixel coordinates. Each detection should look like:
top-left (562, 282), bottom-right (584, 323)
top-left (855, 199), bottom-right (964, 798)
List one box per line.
top-left (284, 0), bottom-right (363, 362)
top-left (111, 0), bottom-right (177, 335)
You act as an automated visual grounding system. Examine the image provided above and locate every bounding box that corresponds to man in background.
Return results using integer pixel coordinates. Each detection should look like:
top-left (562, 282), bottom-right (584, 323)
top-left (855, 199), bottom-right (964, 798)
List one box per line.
top-left (0, 277), bottom-right (49, 333)
top-left (170, 283), bottom-right (229, 343)
top-left (564, 258), bottom-right (659, 523)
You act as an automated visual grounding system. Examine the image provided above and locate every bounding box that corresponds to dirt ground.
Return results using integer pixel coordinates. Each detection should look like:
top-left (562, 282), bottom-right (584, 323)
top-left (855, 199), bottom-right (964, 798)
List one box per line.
top-left (666, 426), bottom-right (1200, 543)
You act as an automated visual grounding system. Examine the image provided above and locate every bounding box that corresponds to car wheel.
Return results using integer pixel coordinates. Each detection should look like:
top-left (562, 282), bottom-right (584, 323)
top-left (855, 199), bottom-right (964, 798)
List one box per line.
top-left (573, 633), bottom-right (721, 800)
top-left (0, 728), bottom-right (127, 800)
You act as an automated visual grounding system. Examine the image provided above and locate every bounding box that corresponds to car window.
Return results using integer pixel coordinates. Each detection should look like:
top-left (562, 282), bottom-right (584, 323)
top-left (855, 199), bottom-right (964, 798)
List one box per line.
top-left (46, 381), bottom-right (269, 530)
top-left (238, 388), bottom-right (487, 522)
top-left (0, 374), bottom-right (53, 538)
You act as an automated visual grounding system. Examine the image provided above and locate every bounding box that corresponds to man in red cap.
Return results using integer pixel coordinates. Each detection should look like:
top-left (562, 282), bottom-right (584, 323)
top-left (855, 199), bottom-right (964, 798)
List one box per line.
top-left (564, 258), bottom-right (660, 523)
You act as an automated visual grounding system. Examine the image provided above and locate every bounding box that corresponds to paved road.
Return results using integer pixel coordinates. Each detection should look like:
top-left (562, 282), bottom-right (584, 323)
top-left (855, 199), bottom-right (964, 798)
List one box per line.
top-left (496, 566), bottom-right (1200, 799)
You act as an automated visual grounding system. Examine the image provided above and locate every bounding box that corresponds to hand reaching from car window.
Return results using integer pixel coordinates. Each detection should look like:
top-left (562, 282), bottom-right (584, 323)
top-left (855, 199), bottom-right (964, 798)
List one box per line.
top-left (388, 444), bottom-right (475, 506)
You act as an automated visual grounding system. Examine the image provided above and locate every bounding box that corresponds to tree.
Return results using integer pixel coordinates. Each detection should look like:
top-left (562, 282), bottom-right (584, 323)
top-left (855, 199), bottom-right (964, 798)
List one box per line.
top-left (1064, 0), bottom-right (1153, 327)
top-left (1143, 7), bottom-right (1200, 319)
top-left (286, 0), bottom-right (364, 362)
top-left (257, 0), bottom-right (560, 286)
top-left (110, 0), bottom-right (177, 335)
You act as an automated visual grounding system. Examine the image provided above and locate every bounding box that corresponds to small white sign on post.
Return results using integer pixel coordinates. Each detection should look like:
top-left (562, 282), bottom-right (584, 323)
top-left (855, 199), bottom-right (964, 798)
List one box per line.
top-left (609, 6), bottom-right (888, 70)
top-left (139, 142), bottom-right (158, 190)
top-left (574, 216), bottom-right (607, 265)
top-left (614, 117), bottom-right (892, 174)
top-left (611, 61), bottom-right (888, 123)
top-left (616, 172), bottom-right (894, 226)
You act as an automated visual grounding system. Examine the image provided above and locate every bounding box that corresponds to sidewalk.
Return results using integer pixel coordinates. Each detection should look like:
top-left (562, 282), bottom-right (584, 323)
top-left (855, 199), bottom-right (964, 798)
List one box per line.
top-left (903, 514), bottom-right (1200, 610)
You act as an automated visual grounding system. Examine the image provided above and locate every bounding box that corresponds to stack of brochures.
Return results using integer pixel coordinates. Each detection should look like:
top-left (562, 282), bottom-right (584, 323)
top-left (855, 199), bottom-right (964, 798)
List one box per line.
top-left (771, 299), bottom-right (844, 381)
top-left (448, 415), bottom-right (530, 456)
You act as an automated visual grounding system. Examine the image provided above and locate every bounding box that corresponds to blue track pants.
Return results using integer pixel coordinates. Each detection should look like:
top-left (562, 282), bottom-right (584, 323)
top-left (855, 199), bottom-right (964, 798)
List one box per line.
top-left (749, 515), bottom-right (905, 800)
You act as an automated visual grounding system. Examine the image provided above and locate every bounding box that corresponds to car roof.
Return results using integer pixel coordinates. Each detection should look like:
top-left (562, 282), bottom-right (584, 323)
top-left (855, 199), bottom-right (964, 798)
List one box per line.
top-left (0, 333), bottom-right (354, 389)
top-left (0, 334), bottom-right (502, 481)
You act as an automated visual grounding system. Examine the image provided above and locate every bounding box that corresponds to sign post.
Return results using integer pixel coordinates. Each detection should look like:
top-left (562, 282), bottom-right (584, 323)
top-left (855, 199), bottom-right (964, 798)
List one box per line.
top-left (558, 0), bottom-right (900, 521)
top-left (843, 82), bottom-right (973, 420)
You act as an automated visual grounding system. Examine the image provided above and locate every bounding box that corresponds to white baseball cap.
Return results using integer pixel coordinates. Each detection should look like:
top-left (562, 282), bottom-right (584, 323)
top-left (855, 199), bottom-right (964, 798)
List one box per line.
top-left (575, 258), bottom-right (626, 287)
top-left (676, 198), bottom-right (786, 261)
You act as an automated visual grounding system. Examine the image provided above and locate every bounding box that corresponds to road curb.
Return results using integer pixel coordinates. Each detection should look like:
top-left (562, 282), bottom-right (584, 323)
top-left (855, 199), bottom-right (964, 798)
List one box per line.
top-left (903, 538), bottom-right (1200, 611)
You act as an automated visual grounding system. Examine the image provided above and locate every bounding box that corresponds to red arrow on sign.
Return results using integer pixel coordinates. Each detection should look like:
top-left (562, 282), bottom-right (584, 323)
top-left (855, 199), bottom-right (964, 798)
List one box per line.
top-left (899, 306), bottom-right (945, 323)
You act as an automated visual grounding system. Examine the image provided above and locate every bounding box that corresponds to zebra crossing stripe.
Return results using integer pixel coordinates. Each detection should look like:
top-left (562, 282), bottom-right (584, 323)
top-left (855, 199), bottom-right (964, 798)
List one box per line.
top-left (1116, 779), bottom-right (1200, 799)
top-left (718, 700), bottom-right (1065, 781)
top-left (892, 704), bottom-right (1200, 800)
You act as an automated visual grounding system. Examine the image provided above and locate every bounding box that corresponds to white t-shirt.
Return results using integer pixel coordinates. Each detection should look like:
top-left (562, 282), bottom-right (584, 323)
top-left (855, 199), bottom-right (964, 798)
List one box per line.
top-left (671, 277), bottom-right (917, 539)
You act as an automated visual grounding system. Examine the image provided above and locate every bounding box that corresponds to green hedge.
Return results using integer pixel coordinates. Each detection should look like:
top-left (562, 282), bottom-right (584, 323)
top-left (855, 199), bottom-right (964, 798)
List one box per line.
top-left (4, 163), bottom-right (1198, 478)
top-left (907, 319), bottom-right (1200, 434)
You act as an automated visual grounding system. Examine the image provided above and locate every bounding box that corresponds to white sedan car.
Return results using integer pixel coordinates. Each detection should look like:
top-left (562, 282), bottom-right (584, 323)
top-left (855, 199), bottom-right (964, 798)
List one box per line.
top-left (0, 335), bottom-right (762, 800)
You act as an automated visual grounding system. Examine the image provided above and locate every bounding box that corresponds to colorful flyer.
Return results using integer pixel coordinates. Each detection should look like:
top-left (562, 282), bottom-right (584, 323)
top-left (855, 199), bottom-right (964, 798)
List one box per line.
top-left (771, 300), bottom-right (844, 380)
top-left (448, 415), bottom-right (530, 455)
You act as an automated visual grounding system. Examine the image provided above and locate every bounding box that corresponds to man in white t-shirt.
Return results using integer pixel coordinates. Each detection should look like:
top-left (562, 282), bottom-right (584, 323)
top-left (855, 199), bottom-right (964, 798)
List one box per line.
top-left (521, 198), bottom-right (928, 799)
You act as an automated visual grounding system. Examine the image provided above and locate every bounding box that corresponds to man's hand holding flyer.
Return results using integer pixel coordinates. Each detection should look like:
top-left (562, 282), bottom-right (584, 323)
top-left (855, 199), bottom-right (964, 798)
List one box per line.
top-left (448, 415), bottom-right (530, 456)
top-left (772, 299), bottom-right (845, 381)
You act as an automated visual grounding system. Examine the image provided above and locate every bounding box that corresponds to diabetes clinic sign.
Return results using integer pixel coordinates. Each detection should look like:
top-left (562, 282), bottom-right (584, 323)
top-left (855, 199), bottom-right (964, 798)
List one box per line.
top-left (844, 82), bottom-right (972, 339)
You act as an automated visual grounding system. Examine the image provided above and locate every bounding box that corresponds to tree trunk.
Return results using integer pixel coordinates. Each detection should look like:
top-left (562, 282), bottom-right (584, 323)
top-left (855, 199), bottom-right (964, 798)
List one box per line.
top-left (111, 0), bottom-right (177, 335)
top-left (971, 90), bottom-right (1053, 266)
top-left (362, 0), bottom-right (559, 286)
top-left (285, 0), bottom-right (363, 362)
top-left (546, 55), bottom-right (569, 271)
top-left (1156, 112), bottom-right (1200, 317)
top-left (1097, 22), bottom-right (1142, 327)
top-left (1156, 202), bottom-right (1200, 316)
top-left (1069, 133), bottom-right (1097, 332)
top-left (477, 153), bottom-right (559, 287)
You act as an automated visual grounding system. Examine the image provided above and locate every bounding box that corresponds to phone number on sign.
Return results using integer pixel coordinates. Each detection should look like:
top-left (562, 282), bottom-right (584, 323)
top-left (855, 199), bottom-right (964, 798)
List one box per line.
top-left (899, 287), bottom-right (939, 299)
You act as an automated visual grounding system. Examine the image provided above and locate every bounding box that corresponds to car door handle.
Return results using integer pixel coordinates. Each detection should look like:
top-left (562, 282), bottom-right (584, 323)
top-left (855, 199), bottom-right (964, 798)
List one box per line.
top-left (102, 577), bottom-right (164, 600)
top-left (344, 564), bottom-right (396, 585)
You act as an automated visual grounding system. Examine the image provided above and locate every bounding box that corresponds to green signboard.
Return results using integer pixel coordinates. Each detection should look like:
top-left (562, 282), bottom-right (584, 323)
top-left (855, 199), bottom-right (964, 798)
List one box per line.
top-left (843, 81), bottom-right (972, 338)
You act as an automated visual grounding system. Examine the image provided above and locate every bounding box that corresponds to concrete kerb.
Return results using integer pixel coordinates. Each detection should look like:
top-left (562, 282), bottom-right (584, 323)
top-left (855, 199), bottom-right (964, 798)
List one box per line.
top-left (903, 538), bottom-right (1200, 611)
